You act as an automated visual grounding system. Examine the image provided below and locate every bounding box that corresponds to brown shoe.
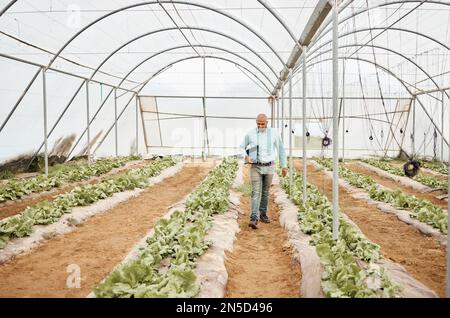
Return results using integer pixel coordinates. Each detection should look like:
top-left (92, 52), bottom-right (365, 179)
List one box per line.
top-left (248, 220), bottom-right (258, 229)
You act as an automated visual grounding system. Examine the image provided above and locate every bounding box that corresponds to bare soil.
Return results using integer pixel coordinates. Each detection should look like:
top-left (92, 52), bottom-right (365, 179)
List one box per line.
top-left (0, 162), bottom-right (212, 297)
top-left (224, 166), bottom-right (302, 298)
top-left (297, 160), bottom-right (446, 297)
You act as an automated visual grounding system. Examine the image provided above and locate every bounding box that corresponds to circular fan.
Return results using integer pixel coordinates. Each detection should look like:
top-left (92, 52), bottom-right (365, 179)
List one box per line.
top-left (322, 136), bottom-right (331, 147)
top-left (403, 160), bottom-right (421, 178)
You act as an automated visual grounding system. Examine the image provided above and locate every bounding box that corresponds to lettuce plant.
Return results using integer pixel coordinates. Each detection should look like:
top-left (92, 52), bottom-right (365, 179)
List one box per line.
top-left (94, 158), bottom-right (238, 298)
top-left (0, 157), bottom-right (176, 249)
top-left (279, 167), bottom-right (401, 298)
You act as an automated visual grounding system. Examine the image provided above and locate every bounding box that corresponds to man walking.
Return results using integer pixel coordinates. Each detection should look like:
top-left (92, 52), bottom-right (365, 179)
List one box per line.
top-left (240, 113), bottom-right (288, 229)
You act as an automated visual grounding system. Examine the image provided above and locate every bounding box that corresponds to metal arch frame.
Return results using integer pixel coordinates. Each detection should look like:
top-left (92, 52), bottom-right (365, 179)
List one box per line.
top-left (18, 1), bottom-right (286, 70)
top-left (310, 0), bottom-right (450, 50)
top-left (119, 52), bottom-right (273, 93)
top-left (70, 54), bottom-right (272, 159)
top-left (2, 1), bottom-right (448, 85)
top-left (309, 27), bottom-right (450, 59)
top-left (158, 1), bottom-right (202, 58)
top-left (0, 0), bottom-right (299, 64)
top-left (292, 53), bottom-right (411, 97)
top-left (256, 0), bottom-right (299, 45)
top-left (91, 54), bottom-right (273, 155)
top-left (0, 0), bottom-right (16, 17)
top-left (304, 43), bottom-right (447, 99)
top-left (128, 55), bottom-right (274, 96)
top-left (1, 1), bottom-right (447, 148)
top-left (292, 55), bottom-right (449, 148)
top-left (271, 0), bottom-right (333, 96)
top-left (115, 44), bottom-right (276, 89)
top-left (4, 1), bottom-right (447, 95)
top-left (89, 27), bottom-right (278, 82)
top-left (305, 27), bottom-right (450, 99)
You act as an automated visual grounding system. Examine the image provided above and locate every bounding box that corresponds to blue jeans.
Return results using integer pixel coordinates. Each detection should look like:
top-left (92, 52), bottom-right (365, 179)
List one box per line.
top-left (250, 165), bottom-right (274, 221)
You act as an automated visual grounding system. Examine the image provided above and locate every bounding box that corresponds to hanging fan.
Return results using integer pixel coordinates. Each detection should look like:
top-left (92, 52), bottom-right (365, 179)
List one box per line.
top-left (403, 160), bottom-right (420, 178)
top-left (322, 136), bottom-right (331, 147)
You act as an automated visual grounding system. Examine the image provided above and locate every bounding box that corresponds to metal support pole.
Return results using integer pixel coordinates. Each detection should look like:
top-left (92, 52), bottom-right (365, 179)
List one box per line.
top-left (155, 98), bottom-right (163, 147)
top-left (276, 97), bottom-right (280, 129)
top-left (139, 96), bottom-right (150, 152)
top-left (441, 90), bottom-right (444, 162)
top-left (424, 131), bottom-right (427, 158)
top-left (203, 56), bottom-right (206, 160)
top-left (447, 118), bottom-right (450, 297)
top-left (289, 74), bottom-right (293, 194)
top-left (342, 58), bottom-right (345, 162)
top-left (202, 57), bottom-right (210, 159)
top-left (281, 85), bottom-right (285, 143)
top-left (42, 68), bottom-right (49, 176)
top-left (114, 88), bottom-right (118, 156)
top-left (27, 80), bottom-right (85, 169)
top-left (93, 93), bottom-right (136, 156)
top-left (0, 68), bottom-right (41, 134)
top-left (412, 98), bottom-right (416, 156)
top-left (67, 87), bottom-right (115, 160)
top-left (416, 95), bottom-right (449, 148)
top-left (271, 97), bottom-right (275, 128)
top-left (85, 80), bottom-right (91, 164)
top-left (202, 98), bottom-right (206, 160)
top-left (135, 95), bottom-right (139, 155)
top-left (302, 46), bottom-right (307, 202)
top-left (332, 0), bottom-right (339, 241)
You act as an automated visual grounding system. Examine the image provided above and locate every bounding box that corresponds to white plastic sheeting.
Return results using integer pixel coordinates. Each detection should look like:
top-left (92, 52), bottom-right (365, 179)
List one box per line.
top-left (0, 1), bottom-right (449, 162)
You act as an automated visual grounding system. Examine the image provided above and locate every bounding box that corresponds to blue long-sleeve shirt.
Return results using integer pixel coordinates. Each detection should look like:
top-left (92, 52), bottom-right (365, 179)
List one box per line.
top-left (240, 128), bottom-right (287, 168)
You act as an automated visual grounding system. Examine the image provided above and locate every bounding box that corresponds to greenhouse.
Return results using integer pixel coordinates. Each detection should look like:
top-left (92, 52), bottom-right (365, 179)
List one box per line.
top-left (0, 0), bottom-right (449, 299)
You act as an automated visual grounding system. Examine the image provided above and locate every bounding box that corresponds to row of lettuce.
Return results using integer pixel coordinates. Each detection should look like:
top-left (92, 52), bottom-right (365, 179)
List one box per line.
top-left (316, 158), bottom-right (447, 235)
top-left (0, 155), bottom-right (142, 203)
top-left (421, 160), bottom-right (448, 175)
top-left (0, 157), bottom-right (176, 249)
top-left (93, 157), bottom-right (238, 298)
top-left (278, 168), bottom-right (402, 298)
top-left (362, 159), bottom-right (447, 193)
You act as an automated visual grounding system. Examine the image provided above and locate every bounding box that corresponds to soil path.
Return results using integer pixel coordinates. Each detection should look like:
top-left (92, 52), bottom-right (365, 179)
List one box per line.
top-left (0, 162), bottom-right (212, 297)
top-left (298, 160), bottom-right (446, 297)
top-left (224, 166), bottom-right (302, 298)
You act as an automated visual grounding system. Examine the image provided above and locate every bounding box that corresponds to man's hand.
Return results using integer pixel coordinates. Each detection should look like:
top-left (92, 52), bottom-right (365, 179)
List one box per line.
top-left (281, 167), bottom-right (288, 177)
top-left (245, 156), bottom-right (254, 164)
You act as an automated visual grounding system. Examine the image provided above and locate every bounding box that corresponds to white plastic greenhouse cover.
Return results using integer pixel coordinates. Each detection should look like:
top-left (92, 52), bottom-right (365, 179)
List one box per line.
top-left (0, 0), bottom-right (449, 162)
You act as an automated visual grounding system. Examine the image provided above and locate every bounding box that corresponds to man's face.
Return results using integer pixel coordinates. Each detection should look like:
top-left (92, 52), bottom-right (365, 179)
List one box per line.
top-left (256, 118), bottom-right (267, 129)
